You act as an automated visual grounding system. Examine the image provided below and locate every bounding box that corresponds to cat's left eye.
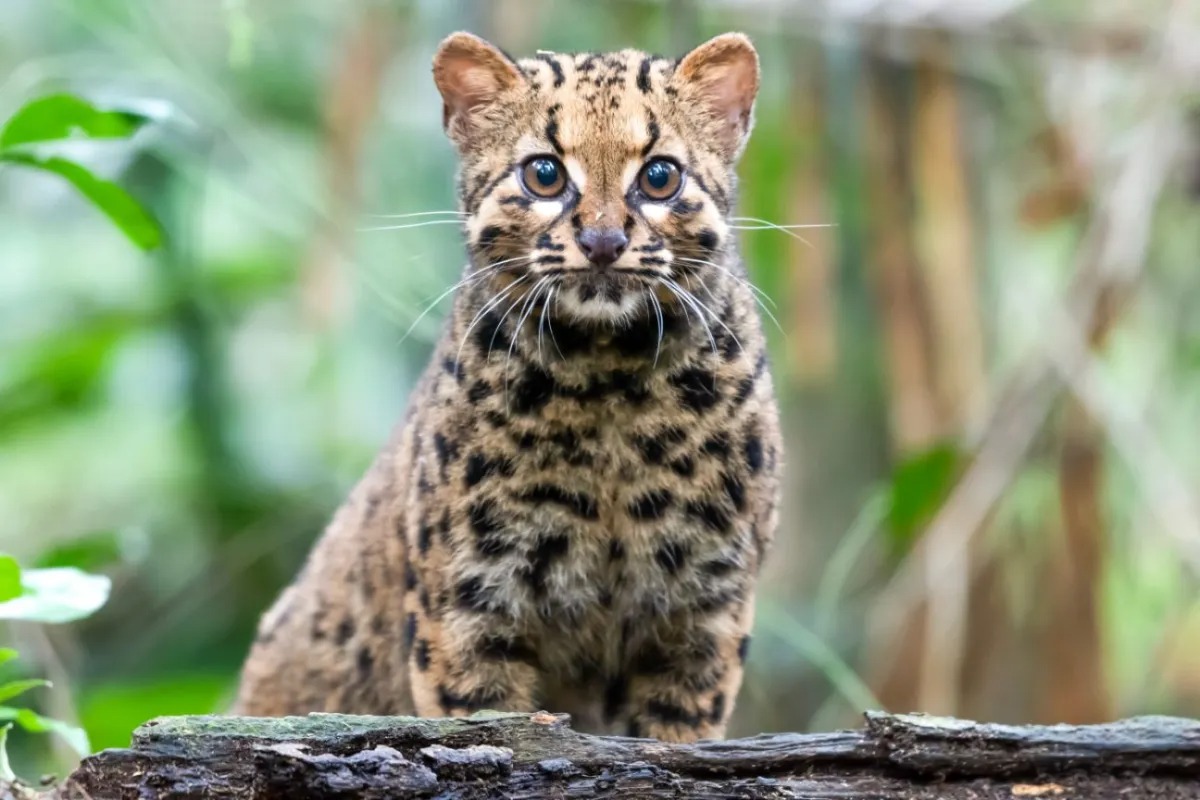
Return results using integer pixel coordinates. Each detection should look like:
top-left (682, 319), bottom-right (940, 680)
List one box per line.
top-left (637, 158), bottom-right (683, 201)
top-left (520, 156), bottom-right (568, 199)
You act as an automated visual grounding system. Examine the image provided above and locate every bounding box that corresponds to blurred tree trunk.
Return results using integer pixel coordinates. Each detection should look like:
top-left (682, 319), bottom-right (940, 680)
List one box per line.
top-left (300, 6), bottom-right (398, 330)
top-left (786, 48), bottom-right (837, 384)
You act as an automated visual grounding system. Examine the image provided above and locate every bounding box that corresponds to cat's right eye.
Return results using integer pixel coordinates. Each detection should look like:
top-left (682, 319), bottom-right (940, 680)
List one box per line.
top-left (520, 156), bottom-right (568, 199)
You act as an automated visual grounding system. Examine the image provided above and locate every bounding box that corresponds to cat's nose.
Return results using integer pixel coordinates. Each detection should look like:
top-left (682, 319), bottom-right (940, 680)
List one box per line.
top-left (576, 227), bottom-right (629, 267)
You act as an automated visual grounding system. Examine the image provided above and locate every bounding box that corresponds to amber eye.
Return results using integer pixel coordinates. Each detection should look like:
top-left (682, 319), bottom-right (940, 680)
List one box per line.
top-left (520, 156), bottom-right (568, 199)
top-left (637, 158), bottom-right (683, 201)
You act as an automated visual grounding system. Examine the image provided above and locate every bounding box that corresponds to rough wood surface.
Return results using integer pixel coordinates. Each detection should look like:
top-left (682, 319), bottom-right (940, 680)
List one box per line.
top-left (28, 711), bottom-right (1200, 798)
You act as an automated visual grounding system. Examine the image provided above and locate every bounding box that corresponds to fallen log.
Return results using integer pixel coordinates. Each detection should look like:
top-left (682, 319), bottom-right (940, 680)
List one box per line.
top-left (33, 711), bottom-right (1200, 798)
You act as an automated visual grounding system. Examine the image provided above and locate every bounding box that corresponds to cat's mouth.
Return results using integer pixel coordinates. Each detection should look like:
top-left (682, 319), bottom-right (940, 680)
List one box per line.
top-left (551, 271), bottom-right (649, 322)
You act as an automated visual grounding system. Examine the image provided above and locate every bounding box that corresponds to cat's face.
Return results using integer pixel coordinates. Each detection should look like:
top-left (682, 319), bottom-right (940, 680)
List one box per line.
top-left (433, 33), bottom-right (759, 327)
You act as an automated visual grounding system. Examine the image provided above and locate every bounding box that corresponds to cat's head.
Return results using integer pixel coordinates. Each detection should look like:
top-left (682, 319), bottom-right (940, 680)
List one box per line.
top-left (432, 32), bottom-right (758, 328)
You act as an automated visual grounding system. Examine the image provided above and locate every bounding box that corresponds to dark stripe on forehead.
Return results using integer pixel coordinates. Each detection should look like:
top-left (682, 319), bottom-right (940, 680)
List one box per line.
top-left (545, 104), bottom-right (564, 155)
top-left (535, 53), bottom-right (566, 88)
top-left (637, 56), bottom-right (653, 93)
top-left (642, 111), bottom-right (661, 158)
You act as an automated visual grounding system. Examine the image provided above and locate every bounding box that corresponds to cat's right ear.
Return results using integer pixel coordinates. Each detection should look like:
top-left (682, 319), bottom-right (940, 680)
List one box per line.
top-left (433, 32), bottom-right (522, 148)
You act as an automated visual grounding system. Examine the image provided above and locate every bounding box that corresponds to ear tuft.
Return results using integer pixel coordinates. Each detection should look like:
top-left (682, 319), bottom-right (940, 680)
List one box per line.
top-left (432, 32), bottom-right (522, 146)
top-left (674, 33), bottom-right (760, 159)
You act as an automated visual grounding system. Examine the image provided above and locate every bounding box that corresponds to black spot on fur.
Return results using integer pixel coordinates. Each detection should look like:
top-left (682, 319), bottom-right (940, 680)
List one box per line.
top-left (403, 612), bottom-right (417, 648)
top-left (433, 432), bottom-right (459, 470)
top-left (723, 473), bottom-right (746, 512)
top-left (480, 635), bottom-right (538, 665)
top-left (456, 576), bottom-right (494, 613)
top-left (685, 501), bottom-right (732, 534)
top-left (646, 699), bottom-right (703, 728)
top-left (744, 435), bottom-right (764, 474)
top-left (525, 533), bottom-right (571, 597)
top-left (357, 647), bottom-right (374, 679)
top-left (701, 556), bottom-right (740, 577)
top-left (415, 639), bottom-right (431, 671)
top-left (697, 228), bottom-right (719, 252)
top-left (671, 367), bottom-right (720, 412)
top-left (642, 116), bottom-right (660, 157)
top-left (473, 309), bottom-right (511, 356)
top-left (709, 692), bottom-right (727, 723)
top-left (669, 455), bottom-right (695, 478)
top-left (441, 356), bottom-right (464, 382)
top-left (604, 676), bottom-right (628, 722)
top-left (537, 53), bottom-right (565, 87)
top-left (609, 539), bottom-right (625, 561)
top-left (629, 489), bottom-right (673, 520)
top-left (733, 376), bottom-right (755, 405)
top-left (545, 116), bottom-right (564, 155)
top-left (631, 641), bottom-right (670, 675)
top-left (404, 562), bottom-right (418, 591)
top-left (636, 57), bottom-right (653, 92)
top-left (467, 380), bottom-right (492, 404)
top-left (536, 232), bottom-right (565, 251)
top-left (635, 425), bottom-right (686, 464)
top-left (476, 225), bottom-right (503, 251)
top-left (702, 433), bottom-right (731, 459)
top-left (464, 452), bottom-right (512, 488)
top-left (335, 617), bottom-right (354, 646)
top-left (517, 484), bottom-right (598, 519)
top-left (513, 364), bottom-right (557, 414)
top-left (418, 522), bottom-right (433, 555)
top-left (439, 684), bottom-right (502, 712)
top-left (655, 541), bottom-right (690, 575)
top-left (737, 635), bottom-right (751, 663)
top-left (696, 586), bottom-right (743, 613)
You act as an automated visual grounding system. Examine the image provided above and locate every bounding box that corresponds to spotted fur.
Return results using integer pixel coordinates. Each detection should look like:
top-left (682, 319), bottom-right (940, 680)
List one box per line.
top-left (235, 31), bottom-right (782, 743)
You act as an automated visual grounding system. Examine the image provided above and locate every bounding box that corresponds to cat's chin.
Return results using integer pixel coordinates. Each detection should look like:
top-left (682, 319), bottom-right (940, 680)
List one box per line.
top-left (556, 279), bottom-right (645, 324)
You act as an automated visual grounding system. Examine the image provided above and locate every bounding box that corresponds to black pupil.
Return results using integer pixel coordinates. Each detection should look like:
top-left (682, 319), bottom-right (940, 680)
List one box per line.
top-left (535, 160), bottom-right (559, 187)
top-left (646, 161), bottom-right (671, 190)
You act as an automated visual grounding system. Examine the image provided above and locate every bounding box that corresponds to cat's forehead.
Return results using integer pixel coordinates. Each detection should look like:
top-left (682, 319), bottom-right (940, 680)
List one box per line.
top-left (512, 49), bottom-right (682, 155)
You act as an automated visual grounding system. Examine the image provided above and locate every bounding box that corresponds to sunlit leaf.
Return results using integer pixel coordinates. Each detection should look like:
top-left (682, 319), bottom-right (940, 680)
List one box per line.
top-left (0, 650), bottom-right (17, 669)
top-left (81, 675), bottom-right (229, 752)
top-left (0, 557), bottom-right (20, 603)
top-left (0, 153), bottom-right (162, 250)
top-left (0, 708), bottom-right (90, 757)
top-left (885, 443), bottom-right (965, 558)
top-left (0, 94), bottom-right (148, 150)
top-left (0, 568), bottom-right (110, 624)
top-left (0, 680), bottom-right (50, 705)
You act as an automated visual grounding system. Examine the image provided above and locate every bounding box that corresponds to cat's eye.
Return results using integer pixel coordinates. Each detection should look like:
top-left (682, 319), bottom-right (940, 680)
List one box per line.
top-left (520, 156), bottom-right (568, 199)
top-left (637, 158), bottom-right (683, 201)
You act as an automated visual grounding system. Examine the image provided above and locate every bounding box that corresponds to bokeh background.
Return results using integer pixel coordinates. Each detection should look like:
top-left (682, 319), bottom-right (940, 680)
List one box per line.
top-left (3, 0), bottom-right (1199, 776)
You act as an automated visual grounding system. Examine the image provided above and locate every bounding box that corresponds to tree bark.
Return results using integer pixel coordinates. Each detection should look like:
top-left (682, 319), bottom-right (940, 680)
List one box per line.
top-left (24, 711), bottom-right (1199, 799)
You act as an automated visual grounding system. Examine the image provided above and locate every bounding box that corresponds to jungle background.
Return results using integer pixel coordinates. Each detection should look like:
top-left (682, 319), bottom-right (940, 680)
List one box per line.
top-left (2, 0), bottom-right (1199, 778)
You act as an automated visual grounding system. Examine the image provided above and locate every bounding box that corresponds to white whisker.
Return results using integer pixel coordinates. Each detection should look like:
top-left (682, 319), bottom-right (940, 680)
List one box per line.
top-left (358, 219), bottom-right (466, 232)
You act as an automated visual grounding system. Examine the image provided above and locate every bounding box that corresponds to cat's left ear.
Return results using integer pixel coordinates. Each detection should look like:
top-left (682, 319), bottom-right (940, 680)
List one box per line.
top-left (433, 32), bottom-right (522, 148)
top-left (674, 33), bottom-right (760, 160)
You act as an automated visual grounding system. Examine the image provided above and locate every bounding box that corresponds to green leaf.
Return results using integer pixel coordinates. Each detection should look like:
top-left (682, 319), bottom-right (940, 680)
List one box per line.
top-left (81, 675), bottom-right (229, 752)
top-left (0, 708), bottom-right (90, 757)
top-left (0, 94), bottom-right (148, 150)
top-left (0, 153), bottom-right (162, 250)
top-left (0, 680), bottom-right (50, 705)
top-left (0, 725), bottom-right (13, 782)
top-left (0, 650), bottom-right (17, 669)
top-left (885, 443), bottom-right (965, 558)
top-left (0, 567), bottom-right (110, 624)
top-left (0, 557), bottom-right (20, 603)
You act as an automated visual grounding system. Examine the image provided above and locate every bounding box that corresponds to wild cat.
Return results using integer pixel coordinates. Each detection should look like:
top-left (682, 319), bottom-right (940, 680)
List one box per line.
top-left (236, 30), bottom-right (781, 743)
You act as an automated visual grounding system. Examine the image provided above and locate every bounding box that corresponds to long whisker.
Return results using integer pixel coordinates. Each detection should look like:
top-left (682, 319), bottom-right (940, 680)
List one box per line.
top-left (505, 278), bottom-right (551, 408)
top-left (456, 275), bottom-right (529, 367)
top-left (358, 219), bottom-right (466, 233)
top-left (674, 256), bottom-right (778, 309)
top-left (545, 286), bottom-right (566, 360)
top-left (365, 210), bottom-right (469, 220)
top-left (731, 216), bottom-right (836, 230)
top-left (647, 286), bottom-right (665, 368)
top-left (670, 277), bottom-right (743, 355)
top-left (397, 255), bottom-right (535, 346)
top-left (661, 278), bottom-right (718, 354)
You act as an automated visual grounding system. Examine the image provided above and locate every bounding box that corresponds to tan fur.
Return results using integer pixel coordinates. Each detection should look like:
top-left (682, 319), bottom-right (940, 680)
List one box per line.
top-left (235, 32), bottom-right (783, 743)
